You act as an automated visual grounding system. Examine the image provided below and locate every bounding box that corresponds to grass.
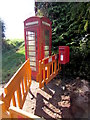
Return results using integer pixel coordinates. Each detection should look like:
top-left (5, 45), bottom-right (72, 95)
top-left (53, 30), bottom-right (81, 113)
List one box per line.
top-left (2, 39), bottom-right (25, 83)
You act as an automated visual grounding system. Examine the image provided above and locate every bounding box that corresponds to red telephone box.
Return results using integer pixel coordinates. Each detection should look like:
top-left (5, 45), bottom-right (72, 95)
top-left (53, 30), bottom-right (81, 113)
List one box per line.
top-left (59, 46), bottom-right (70, 64)
top-left (24, 16), bottom-right (52, 80)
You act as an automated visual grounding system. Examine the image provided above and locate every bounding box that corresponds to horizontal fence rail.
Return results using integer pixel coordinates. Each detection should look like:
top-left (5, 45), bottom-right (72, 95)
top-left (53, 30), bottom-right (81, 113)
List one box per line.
top-left (36, 54), bottom-right (61, 88)
top-left (9, 106), bottom-right (43, 119)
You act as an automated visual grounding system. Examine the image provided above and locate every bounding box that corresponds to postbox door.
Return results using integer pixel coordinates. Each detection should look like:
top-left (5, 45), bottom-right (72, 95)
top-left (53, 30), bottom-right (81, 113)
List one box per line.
top-left (59, 46), bottom-right (70, 64)
top-left (25, 29), bottom-right (38, 72)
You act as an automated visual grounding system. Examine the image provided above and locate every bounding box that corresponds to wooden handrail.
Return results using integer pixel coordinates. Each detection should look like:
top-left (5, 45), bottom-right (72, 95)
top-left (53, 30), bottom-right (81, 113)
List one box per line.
top-left (1, 59), bottom-right (31, 110)
top-left (0, 59), bottom-right (45, 119)
top-left (9, 106), bottom-right (44, 120)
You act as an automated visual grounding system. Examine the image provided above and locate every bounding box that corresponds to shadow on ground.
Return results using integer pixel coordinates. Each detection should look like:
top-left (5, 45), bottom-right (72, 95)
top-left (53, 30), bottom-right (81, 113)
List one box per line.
top-left (34, 75), bottom-right (90, 119)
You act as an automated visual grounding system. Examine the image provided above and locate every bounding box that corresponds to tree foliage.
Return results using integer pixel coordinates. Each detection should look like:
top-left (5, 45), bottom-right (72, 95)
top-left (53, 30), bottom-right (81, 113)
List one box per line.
top-left (0, 19), bottom-right (5, 39)
top-left (35, 2), bottom-right (90, 80)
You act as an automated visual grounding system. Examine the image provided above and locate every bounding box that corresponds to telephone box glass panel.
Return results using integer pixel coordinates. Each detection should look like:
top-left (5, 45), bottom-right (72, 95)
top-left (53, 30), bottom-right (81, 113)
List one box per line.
top-left (28, 41), bottom-right (35, 45)
top-left (30, 61), bottom-right (36, 66)
top-left (45, 51), bottom-right (49, 57)
top-left (29, 56), bottom-right (36, 62)
top-left (29, 51), bottom-right (36, 56)
top-left (26, 31), bottom-right (37, 71)
top-left (44, 30), bottom-right (49, 57)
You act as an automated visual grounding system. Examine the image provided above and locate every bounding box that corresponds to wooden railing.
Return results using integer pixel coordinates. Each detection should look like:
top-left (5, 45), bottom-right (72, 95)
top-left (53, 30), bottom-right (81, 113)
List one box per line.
top-left (0, 55), bottom-right (60, 119)
top-left (1, 59), bottom-right (31, 111)
top-left (0, 59), bottom-right (42, 119)
top-left (9, 106), bottom-right (42, 119)
top-left (36, 54), bottom-right (61, 88)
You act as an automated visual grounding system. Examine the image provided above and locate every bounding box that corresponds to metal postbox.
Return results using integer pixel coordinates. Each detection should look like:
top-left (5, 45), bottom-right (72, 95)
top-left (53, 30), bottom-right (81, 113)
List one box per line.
top-left (59, 46), bottom-right (70, 64)
top-left (24, 16), bottom-right (52, 80)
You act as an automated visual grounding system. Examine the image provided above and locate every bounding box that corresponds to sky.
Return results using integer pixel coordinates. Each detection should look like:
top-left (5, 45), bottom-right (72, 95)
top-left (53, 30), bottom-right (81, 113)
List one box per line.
top-left (0, 0), bottom-right (35, 39)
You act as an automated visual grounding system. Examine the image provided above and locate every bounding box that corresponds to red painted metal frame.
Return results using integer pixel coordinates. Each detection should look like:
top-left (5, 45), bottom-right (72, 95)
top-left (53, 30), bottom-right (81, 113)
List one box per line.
top-left (24, 16), bottom-right (52, 80)
top-left (59, 46), bottom-right (70, 64)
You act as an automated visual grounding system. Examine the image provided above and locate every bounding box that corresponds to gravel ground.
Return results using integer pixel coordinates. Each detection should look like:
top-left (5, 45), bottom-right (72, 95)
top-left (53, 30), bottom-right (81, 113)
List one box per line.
top-left (0, 76), bottom-right (90, 119)
top-left (23, 76), bottom-right (90, 119)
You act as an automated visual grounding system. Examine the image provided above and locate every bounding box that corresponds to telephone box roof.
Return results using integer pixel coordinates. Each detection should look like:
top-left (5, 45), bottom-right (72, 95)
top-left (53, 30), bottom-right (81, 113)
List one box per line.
top-left (24, 16), bottom-right (52, 25)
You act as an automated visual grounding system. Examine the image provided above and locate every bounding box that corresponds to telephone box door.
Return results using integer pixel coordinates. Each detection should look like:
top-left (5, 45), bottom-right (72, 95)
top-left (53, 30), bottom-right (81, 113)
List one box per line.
top-left (25, 28), bottom-right (39, 78)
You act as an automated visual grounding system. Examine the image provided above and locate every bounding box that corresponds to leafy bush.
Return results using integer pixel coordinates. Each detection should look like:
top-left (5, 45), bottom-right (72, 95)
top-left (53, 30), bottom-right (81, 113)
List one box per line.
top-left (36, 2), bottom-right (90, 80)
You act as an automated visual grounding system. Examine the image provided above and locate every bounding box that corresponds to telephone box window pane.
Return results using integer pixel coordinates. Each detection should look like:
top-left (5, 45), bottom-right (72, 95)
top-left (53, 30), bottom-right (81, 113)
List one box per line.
top-left (28, 31), bottom-right (35, 35)
top-left (28, 46), bottom-right (35, 51)
top-left (29, 51), bottom-right (36, 56)
top-left (31, 67), bottom-right (36, 71)
top-left (28, 41), bottom-right (35, 45)
top-left (29, 56), bottom-right (36, 62)
top-left (44, 46), bottom-right (49, 50)
top-left (45, 51), bottom-right (49, 57)
top-left (45, 30), bottom-right (49, 46)
top-left (26, 31), bottom-right (37, 71)
top-left (45, 30), bottom-right (49, 57)
top-left (27, 46), bottom-right (35, 51)
top-left (28, 36), bottom-right (35, 40)
top-left (26, 31), bottom-right (28, 35)
top-left (27, 32), bottom-right (35, 41)
top-left (27, 31), bottom-right (31, 35)
top-left (30, 61), bottom-right (36, 66)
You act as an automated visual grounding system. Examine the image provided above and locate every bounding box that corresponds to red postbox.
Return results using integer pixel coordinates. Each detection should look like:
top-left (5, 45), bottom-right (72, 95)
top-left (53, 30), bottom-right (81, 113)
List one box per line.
top-left (59, 46), bottom-right (70, 64)
top-left (24, 16), bottom-right (52, 80)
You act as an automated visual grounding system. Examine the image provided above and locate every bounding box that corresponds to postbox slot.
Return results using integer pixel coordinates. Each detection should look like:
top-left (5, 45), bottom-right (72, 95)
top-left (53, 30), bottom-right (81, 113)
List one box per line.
top-left (59, 49), bottom-right (64, 51)
top-left (60, 52), bottom-right (65, 55)
top-left (59, 48), bottom-right (64, 50)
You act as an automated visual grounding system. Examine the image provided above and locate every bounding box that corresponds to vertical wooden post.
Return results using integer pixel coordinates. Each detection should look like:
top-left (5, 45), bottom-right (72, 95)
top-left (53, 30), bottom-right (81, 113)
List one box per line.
top-left (47, 65), bottom-right (50, 79)
top-left (58, 59), bottom-right (59, 71)
top-left (28, 60), bottom-right (31, 85)
top-left (29, 68), bottom-right (32, 85)
top-left (24, 75), bottom-right (27, 93)
top-left (52, 62), bottom-right (53, 74)
top-left (54, 60), bottom-right (56, 73)
top-left (12, 95), bottom-right (16, 107)
top-left (43, 68), bottom-right (45, 83)
top-left (17, 85), bottom-right (22, 108)
top-left (21, 80), bottom-right (24, 98)
top-left (39, 61), bottom-right (42, 88)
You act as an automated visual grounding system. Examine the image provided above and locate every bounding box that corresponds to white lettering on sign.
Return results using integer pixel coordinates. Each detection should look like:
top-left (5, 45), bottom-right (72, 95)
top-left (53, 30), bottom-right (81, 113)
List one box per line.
top-left (26, 21), bottom-right (38, 26)
top-left (48, 57), bottom-right (52, 63)
top-left (42, 21), bottom-right (50, 27)
top-left (61, 55), bottom-right (63, 61)
top-left (55, 55), bottom-right (57, 60)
